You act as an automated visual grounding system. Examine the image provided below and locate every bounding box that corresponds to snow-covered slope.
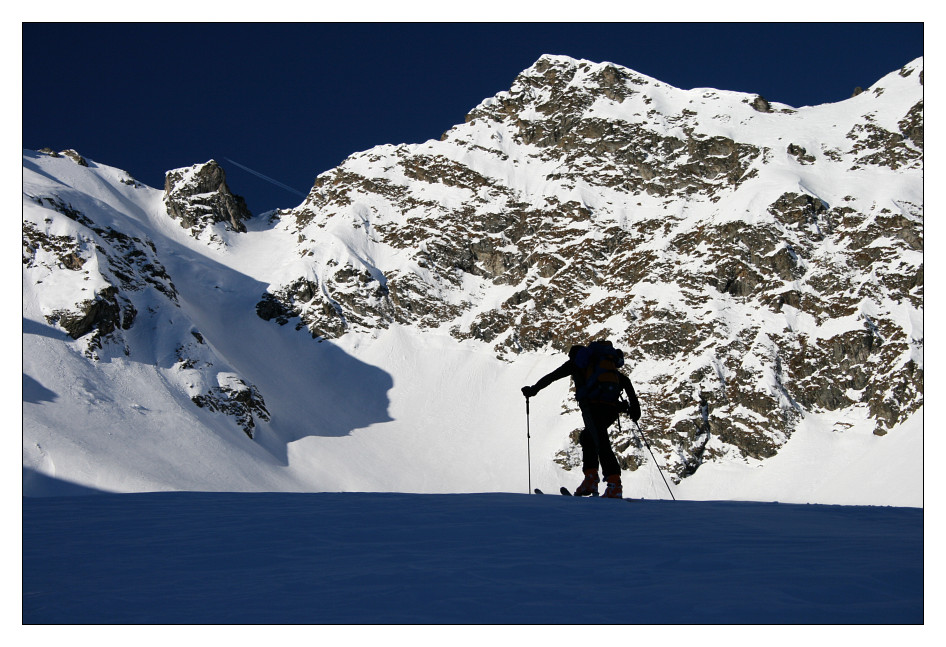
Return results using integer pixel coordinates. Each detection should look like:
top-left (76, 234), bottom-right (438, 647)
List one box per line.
top-left (21, 151), bottom-right (568, 495)
top-left (22, 55), bottom-right (923, 506)
top-left (23, 492), bottom-right (923, 623)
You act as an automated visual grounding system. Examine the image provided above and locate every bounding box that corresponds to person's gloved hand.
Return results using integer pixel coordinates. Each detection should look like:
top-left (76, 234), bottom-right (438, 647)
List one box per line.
top-left (619, 401), bottom-right (640, 422)
top-left (521, 385), bottom-right (538, 398)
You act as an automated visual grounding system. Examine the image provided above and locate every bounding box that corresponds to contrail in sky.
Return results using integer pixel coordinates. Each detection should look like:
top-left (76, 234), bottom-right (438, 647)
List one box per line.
top-left (224, 157), bottom-right (308, 198)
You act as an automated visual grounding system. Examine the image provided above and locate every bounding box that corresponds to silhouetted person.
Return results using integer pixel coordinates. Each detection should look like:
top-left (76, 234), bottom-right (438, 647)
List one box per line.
top-left (522, 340), bottom-right (640, 498)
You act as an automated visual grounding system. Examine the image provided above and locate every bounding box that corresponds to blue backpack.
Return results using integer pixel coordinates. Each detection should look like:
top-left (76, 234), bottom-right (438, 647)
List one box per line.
top-left (573, 340), bottom-right (625, 405)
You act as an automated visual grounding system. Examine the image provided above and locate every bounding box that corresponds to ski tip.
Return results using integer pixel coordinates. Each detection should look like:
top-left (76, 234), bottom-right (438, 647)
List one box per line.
top-left (533, 488), bottom-right (544, 495)
top-left (559, 487), bottom-right (572, 496)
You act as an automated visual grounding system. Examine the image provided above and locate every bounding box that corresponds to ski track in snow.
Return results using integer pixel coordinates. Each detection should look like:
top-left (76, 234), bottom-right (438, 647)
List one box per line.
top-left (22, 492), bottom-right (922, 625)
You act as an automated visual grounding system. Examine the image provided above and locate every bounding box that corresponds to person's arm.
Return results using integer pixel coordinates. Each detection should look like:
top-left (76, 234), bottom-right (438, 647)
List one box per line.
top-left (620, 374), bottom-right (641, 421)
top-left (522, 360), bottom-right (573, 397)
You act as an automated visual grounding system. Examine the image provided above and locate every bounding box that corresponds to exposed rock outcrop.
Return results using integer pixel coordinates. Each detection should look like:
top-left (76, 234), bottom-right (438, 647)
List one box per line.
top-left (164, 160), bottom-right (253, 236)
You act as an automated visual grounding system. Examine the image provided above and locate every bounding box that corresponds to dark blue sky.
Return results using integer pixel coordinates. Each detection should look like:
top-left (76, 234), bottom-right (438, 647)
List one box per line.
top-left (22, 23), bottom-right (923, 215)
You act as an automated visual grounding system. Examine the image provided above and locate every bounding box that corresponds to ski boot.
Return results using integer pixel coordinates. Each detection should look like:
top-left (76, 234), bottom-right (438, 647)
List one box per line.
top-left (602, 474), bottom-right (623, 499)
top-left (574, 469), bottom-right (600, 497)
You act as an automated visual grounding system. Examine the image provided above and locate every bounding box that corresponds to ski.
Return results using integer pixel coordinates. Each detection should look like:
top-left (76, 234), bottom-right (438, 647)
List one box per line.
top-left (538, 486), bottom-right (634, 500)
top-left (534, 487), bottom-right (575, 496)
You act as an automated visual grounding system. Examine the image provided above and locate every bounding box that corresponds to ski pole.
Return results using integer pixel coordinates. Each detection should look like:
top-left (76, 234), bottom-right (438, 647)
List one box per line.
top-left (525, 396), bottom-right (532, 494)
top-left (633, 419), bottom-right (676, 501)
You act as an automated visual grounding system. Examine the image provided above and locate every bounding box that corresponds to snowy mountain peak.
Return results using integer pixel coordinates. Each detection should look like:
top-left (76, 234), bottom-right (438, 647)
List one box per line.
top-left (22, 56), bottom-right (923, 503)
top-left (865, 56), bottom-right (923, 96)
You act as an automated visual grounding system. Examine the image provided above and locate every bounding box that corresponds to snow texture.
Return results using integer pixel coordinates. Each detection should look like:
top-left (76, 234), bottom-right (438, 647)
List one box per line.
top-left (23, 491), bottom-right (922, 624)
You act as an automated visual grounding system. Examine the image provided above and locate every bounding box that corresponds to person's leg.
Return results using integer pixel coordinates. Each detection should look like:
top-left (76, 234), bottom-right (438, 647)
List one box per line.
top-left (593, 407), bottom-right (621, 477)
top-left (574, 408), bottom-right (601, 496)
top-left (592, 407), bottom-right (623, 497)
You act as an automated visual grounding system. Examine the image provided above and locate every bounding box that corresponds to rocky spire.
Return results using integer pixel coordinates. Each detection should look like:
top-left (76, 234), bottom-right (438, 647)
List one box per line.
top-left (164, 160), bottom-right (253, 236)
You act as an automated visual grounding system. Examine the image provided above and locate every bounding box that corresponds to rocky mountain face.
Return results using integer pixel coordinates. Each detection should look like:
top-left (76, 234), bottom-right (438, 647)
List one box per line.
top-left (24, 55), bottom-right (923, 481)
top-left (258, 55), bottom-right (923, 478)
top-left (24, 161), bottom-right (176, 357)
top-left (164, 160), bottom-right (253, 237)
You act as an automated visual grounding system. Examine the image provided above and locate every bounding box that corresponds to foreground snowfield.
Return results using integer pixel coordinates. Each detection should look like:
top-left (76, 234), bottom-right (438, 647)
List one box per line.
top-left (22, 491), bottom-right (922, 624)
